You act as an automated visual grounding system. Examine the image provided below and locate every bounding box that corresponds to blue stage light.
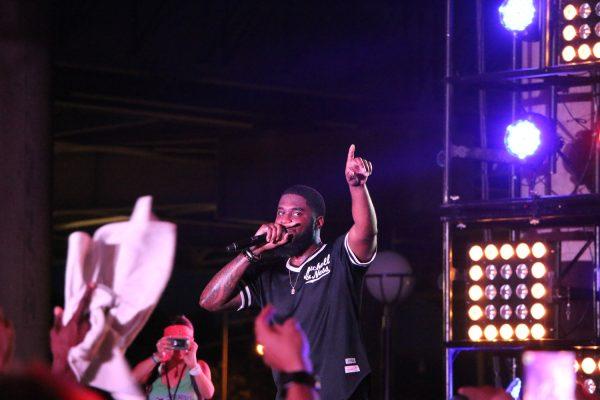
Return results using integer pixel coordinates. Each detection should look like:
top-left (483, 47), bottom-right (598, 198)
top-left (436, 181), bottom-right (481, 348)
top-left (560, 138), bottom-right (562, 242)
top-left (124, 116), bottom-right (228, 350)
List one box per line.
top-left (504, 119), bottom-right (542, 160)
top-left (499, 0), bottom-right (537, 32)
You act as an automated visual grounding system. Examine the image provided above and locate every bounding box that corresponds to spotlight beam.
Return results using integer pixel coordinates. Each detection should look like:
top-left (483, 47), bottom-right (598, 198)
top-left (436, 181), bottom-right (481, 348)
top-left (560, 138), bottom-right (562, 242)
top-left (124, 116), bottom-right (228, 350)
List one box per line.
top-left (448, 144), bottom-right (521, 164)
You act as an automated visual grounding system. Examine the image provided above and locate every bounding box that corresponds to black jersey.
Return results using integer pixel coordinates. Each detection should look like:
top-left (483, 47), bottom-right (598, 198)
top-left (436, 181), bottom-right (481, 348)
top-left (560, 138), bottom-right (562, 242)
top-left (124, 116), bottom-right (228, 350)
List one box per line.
top-left (237, 233), bottom-right (375, 400)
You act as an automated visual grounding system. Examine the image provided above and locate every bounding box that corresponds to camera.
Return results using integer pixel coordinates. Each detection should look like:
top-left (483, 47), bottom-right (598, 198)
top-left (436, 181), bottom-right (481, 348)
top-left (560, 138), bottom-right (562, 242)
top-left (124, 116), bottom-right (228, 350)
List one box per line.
top-left (167, 337), bottom-right (190, 350)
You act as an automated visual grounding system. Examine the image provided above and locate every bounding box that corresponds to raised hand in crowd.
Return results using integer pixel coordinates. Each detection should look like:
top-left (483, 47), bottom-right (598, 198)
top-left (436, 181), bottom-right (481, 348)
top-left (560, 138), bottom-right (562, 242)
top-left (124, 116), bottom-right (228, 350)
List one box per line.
top-left (50, 284), bottom-right (95, 381)
top-left (254, 305), bottom-right (318, 400)
top-left (0, 308), bottom-right (15, 372)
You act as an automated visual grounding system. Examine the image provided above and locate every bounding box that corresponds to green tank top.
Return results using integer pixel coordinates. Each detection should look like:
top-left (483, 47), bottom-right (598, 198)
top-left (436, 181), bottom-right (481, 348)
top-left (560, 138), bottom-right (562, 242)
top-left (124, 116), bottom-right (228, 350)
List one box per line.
top-left (148, 366), bottom-right (200, 400)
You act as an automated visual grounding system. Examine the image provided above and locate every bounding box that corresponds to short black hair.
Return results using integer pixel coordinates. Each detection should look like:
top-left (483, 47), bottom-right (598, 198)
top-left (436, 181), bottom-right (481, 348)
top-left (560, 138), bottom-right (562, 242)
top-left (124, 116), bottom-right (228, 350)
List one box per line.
top-left (168, 315), bottom-right (193, 329)
top-left (281, 185), bottom-right (326, 217)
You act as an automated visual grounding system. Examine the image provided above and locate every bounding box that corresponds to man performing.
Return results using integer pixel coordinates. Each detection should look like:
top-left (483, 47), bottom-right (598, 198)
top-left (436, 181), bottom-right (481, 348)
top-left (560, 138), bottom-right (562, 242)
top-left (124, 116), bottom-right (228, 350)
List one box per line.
top-left (199, 145), bottom-right (377, 400)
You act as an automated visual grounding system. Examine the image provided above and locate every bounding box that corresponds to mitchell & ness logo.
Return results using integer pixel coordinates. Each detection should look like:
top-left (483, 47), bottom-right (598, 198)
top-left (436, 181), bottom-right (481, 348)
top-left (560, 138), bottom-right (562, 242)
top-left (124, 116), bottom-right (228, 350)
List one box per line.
top-left (303, 254), bottom-right (331, 283)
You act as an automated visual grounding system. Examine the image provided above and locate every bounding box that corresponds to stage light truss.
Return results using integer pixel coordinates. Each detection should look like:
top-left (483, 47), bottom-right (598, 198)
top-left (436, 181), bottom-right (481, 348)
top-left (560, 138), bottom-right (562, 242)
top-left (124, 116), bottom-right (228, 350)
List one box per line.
top-left (560, 2), bottom-right (600, 63)
top-left (465, 242), bottom-right (552, 342)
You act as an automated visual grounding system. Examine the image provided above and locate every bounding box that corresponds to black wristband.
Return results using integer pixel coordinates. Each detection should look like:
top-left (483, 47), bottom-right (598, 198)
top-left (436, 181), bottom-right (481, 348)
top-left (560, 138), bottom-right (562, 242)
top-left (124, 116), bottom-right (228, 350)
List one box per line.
top-left (281, 371), bottom-right (320, 392)
top-left (243, 248), bottom-right (260, 263)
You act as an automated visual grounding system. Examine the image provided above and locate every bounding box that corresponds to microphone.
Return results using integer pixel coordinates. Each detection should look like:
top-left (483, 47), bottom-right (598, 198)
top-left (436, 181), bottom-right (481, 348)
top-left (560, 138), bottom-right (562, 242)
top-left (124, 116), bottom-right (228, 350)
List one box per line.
top-left (225, 234), bottom-right (267, 254)
top-left (225, 224), bottom-right (298, 254)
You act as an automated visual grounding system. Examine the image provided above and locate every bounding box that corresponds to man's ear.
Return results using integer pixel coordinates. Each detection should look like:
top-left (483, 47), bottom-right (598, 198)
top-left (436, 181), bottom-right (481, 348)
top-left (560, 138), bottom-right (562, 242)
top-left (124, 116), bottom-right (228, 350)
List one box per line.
top-left (314, 216), bottom-right (324, 230)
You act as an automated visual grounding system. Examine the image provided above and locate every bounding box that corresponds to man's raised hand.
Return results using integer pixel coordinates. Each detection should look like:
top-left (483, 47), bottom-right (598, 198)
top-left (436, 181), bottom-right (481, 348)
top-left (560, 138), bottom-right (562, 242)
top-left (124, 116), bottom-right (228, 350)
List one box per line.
top-left (252, 223), bottom-right (293, 255)
top-left (345, 144), bottom-right (373, 187)
top-left (50, 283), bottom-right (95, 380)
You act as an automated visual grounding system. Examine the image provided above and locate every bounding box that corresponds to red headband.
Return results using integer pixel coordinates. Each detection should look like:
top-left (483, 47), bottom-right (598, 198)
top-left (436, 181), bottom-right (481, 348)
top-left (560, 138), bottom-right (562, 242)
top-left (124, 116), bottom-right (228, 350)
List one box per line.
top-left (164, 324), bottom-right (193, 338)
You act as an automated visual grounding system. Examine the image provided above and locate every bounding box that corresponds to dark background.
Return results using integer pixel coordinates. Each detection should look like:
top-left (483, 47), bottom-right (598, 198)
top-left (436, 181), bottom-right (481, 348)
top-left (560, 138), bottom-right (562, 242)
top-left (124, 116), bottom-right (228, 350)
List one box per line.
top-left (48, 1), bottom-right (518, 398)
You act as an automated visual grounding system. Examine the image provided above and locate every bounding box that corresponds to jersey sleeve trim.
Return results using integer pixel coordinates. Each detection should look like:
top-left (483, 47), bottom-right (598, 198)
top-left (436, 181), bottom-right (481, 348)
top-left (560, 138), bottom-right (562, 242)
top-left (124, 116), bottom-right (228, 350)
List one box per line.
top-left (344, 233), bottom-right (376, 267)
top-left (245, 285), bottom-right (252, 307)
top-left (236, 291), bottom-right (245, 311)
top-left (235, 281), bottom-right (253, 311)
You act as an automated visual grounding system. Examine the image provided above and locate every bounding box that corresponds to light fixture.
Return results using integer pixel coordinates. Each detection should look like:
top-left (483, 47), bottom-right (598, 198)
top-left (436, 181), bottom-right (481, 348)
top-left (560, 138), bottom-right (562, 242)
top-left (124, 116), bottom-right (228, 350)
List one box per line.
top-left (504, 114), bottom-right (559, 163)
top-left (485, 305), bottom-right (497, 320)
top-left (469, 265), bottom-right (484, 281)
top-left (500, 244), bottom-right (515, 260)
top-left (462, 241), bottom-right (553, 342)
top-left (515, 323), bottom-right (530, 340)
top-left (516, 243), bottom-right (531, 259)
top-left (531, 262), bottom-right (546, 278)
top-left (516, 304), bottom-right (529, 319)
top-left (499, 0), bottom-right (537, 32)
top-left (516, 283), bottom-right (529, 299)
top-left (485, 284), bottom-right (498, 300)
top-left (580, 3), bottom-right (592, 19)
top-left (582, 357), bottom-right (597, 374)
top-left (560, 2), bottom-right (600, 64)
top-left (501, 264), bottom-right (513, 279)
top-left (531, 303), bottom-right (546, 320)
top-left (563, 24), bottom-right (577, 41)
top-left (484, 324), bottom-right (499, 340)
top-left (579, 43), bottom-right (592, 60)
top-left (504, 120), bottom-right (541, 159)
top-left (469, 305), bottom-right (484, 321)
top-left (564, 4), bottom-right (577, 20)
top-left (530, 323), bottom-right (546, 339)
top-left (580, 23), bottom-right (593, 39)
top-left (500, 284), bottom-right (513, 300)
top-left (531, 282), bottom-right (546, 299)
top-left (485, 244), bottom-right (499, 260)
top-left (531, 242), bottom-right (547, 258)
top-left (584, 379), bottom-right (597, 394)
top-left (469, 245), bottom-right (484, 261)
top-left (485, 265), bottom-right (498, 280)
top-left (500, 324), bottom-right (514, 340)
top-left (500, 304), bottom-right (513, 320)
top-left (562, 45), bottom-right (577, 62)
top-left (593, 42), bottom-right (600, 58)
top-left (571, 355), bottom-right (600, 394)
top-left (469, 285), bottom-right (484, 301)
top-left (469, 325), bottom-right (483, 341)
top-left (516, 263), bottom-right (529, 279)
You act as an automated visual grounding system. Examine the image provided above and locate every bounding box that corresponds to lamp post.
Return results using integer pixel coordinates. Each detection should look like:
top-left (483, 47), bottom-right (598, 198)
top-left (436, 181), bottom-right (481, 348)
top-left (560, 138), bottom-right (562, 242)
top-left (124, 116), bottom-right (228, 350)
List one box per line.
top-left (365, 251), bottom-right (415, 400)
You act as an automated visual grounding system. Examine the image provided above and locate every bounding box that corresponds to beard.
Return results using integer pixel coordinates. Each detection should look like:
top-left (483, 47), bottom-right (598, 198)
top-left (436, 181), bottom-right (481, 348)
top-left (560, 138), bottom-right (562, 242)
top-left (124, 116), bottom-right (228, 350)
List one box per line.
top-left (272, 226), bottom-right (315, 258)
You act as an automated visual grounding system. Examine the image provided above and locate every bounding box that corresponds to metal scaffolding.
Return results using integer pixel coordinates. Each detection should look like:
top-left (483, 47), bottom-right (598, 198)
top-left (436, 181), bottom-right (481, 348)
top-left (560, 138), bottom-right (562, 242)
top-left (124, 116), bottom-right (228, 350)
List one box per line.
top-left (442, 0), bottom-right (600, 397)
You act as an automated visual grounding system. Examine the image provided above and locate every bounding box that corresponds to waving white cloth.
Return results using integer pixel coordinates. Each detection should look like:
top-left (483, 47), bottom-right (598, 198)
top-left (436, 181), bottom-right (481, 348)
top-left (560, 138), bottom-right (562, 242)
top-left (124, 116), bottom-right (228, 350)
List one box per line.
top-left (61, 196), bottom-right (176, 400)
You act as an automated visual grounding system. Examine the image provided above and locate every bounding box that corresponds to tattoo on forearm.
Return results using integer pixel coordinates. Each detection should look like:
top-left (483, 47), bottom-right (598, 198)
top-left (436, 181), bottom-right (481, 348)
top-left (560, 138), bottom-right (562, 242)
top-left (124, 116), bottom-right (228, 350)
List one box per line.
top-left (201, 257), bottom-right (247, 308)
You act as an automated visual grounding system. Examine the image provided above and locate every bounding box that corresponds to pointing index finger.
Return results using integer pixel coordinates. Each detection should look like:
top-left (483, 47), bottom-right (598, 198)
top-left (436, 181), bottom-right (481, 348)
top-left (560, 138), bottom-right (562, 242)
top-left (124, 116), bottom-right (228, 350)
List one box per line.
top-left (347, 144), bottom-right (355, 162)
top-left (53, 306), bottom-right (64, 331)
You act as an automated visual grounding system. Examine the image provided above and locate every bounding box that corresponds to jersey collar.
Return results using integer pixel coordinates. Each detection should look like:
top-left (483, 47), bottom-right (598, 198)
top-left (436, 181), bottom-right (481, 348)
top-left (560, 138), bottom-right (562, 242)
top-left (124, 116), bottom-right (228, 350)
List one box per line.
top-left (286, 244), bottom-right (328, 273)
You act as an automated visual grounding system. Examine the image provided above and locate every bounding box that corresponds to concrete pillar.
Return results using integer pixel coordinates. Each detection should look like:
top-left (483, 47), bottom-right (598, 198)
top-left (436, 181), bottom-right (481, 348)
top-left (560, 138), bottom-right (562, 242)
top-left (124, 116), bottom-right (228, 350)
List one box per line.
top-left (0, 0), bottom-right (51, 361)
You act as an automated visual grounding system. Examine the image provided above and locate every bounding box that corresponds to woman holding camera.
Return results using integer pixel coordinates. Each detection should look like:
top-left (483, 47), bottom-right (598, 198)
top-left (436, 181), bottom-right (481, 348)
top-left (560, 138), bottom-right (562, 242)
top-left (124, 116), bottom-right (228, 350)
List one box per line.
top-left (132, 316), bottom-right (214, 399)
